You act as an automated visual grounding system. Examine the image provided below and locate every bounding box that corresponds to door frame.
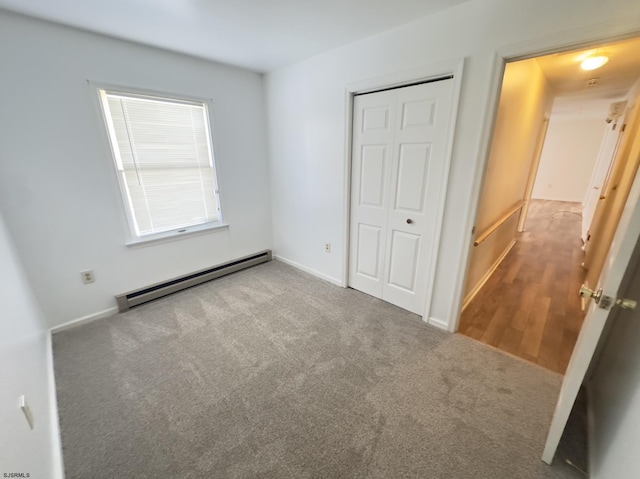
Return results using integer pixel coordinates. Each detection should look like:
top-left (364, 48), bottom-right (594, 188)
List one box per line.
top-left (342, 59), bottom-right (465, 325)
top-left (450, 28), bottom-right (640, 334)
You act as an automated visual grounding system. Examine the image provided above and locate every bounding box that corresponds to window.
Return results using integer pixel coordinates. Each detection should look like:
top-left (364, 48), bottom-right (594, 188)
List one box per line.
top-left (98, 88), bottom-right (222, 242)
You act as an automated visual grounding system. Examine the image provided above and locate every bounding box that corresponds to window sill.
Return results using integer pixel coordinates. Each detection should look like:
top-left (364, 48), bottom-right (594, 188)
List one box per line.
top-left (125, 222), bottom-right (229, 248)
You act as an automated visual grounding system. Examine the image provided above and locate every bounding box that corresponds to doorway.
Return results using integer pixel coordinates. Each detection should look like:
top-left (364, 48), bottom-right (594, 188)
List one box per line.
top-left (457, 37), bottom-right (640, 374)
top-left (460, 198), bottom-right (587, 373)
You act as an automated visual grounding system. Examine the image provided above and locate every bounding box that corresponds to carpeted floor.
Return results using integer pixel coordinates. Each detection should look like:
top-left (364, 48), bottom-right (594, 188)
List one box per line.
top-left (53, 260), bottom-right (584, 478)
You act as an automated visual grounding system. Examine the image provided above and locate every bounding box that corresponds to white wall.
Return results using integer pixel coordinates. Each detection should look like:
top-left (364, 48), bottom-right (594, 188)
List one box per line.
top-left (589, 241), bottom-right (640, 479)
top-left (265, 0), bottom-right (640, 328)
top-left (0, 211), bottom-right (62, 478)
top-left (532, 116), bottom-right (607, 202)
top-left (0, 11), bottom-right (272, 327)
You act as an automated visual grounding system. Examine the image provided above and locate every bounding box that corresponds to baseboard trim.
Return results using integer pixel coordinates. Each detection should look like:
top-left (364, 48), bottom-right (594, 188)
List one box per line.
top-left (50, 307), bottom-right (118, 334)
top-left (47, 331), bottom-right (65, 478)
top-left (274, 255), bottom-right (343, 287)
top-left (461, 239), bottom-right (516, 311)
top-left (427, 316), bottom-right (450, 331)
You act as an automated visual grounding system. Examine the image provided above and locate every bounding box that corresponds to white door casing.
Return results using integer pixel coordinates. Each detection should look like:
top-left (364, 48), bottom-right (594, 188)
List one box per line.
top-left (349, 79), bottom-right (455, 315)
top-left (542, 151), bottom-right (640, 464)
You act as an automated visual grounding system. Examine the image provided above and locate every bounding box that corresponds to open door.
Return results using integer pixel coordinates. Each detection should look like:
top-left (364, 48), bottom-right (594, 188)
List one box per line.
top-left (581, 114), bottom-right (625, 243)
top-left (542, 157), bottom-right (640, 464)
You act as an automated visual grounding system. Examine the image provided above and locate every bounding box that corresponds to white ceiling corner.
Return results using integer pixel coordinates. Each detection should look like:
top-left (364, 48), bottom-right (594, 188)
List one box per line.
top-left (0, 0), bottom-right (470, 72)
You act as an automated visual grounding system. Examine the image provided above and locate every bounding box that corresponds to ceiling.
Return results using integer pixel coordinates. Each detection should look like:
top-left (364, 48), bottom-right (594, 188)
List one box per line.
top-left (534, 36), bottom-right (640, 117)
top-left (0, 0), bottom-right (468, 72)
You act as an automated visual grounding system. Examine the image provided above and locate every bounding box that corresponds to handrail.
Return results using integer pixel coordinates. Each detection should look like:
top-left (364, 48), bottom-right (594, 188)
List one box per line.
top-left (473, 200), bottom-right (526, 246)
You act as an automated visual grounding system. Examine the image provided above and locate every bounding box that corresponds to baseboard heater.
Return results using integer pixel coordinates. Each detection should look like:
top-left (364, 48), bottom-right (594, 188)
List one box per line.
top-left (115, 249), bottom-right (272, 312)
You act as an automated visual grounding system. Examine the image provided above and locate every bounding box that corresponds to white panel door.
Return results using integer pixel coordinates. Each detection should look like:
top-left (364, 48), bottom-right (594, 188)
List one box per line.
top-left (349, 89), bottom-right (396, 299)
top-left (582, 121), bottom-right (624, 242)
top-left (349, 79), bottom-right (454, 315)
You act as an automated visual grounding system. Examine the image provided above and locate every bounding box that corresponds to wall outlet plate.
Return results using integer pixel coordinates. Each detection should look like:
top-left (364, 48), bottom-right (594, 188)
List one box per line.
top-left (324, 243), bottom-right (331, 253)
top-left (81, 270), bottom-right (95, 284)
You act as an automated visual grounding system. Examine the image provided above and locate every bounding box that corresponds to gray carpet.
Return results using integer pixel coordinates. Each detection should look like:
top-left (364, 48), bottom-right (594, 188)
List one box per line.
top-left (53, 260), bottom-right (583, 478)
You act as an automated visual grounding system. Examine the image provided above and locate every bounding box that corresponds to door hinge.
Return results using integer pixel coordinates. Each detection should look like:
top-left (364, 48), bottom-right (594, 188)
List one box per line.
top-left (472, 226), bottom-right (476, 235)
top-left (621, 123), bottom-right (627, 132)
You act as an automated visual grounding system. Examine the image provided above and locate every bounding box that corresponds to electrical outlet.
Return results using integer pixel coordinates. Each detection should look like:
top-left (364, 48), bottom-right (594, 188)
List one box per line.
top-left (325, 242), bottom-right (331, 253)
top-left (81, 270), bottom-right (95, 284)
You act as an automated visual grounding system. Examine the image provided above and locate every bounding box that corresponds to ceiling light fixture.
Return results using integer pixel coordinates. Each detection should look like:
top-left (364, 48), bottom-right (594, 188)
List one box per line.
top-left (581, 55), bottom-right (609, 71)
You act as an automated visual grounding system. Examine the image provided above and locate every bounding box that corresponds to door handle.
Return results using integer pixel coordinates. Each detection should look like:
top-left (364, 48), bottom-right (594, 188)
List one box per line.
top-left (617, 298), bottom-right (638, 310)
top-left (406, 219), bottom-right (413, 224)
top-left (579, 285), bottom-right (602, 303)
top-left (579, 285), bottom-right (637, 311)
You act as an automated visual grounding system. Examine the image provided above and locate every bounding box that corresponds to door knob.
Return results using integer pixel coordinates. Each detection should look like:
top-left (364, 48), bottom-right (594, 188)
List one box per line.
top-left (579, 285), bottom-right (602, 303)
top-left (579, 285), bottom-right (637, 311)
top-left (617, 298), bottom-right (638, 310)
top-left (406, 219), bottom-right (413, 224)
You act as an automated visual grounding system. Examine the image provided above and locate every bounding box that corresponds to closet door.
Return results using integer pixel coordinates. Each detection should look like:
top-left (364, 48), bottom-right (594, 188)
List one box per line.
top-left (349, 79), bottom-right (454, 316)
top-left (348, 89), bottom-right (396, 300)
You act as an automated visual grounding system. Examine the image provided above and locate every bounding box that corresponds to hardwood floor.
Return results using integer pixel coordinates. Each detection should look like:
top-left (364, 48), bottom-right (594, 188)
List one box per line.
top-left (459, 200), bottom-right (586, 374)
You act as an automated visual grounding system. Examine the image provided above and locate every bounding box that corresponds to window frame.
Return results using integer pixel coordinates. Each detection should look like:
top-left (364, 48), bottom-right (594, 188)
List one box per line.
top-left (93, 82), bottom-right (227, 246)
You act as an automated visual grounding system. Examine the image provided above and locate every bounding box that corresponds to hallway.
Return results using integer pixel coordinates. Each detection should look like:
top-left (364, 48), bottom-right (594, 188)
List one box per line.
top-left (459, 200), bottom-right (586, 374)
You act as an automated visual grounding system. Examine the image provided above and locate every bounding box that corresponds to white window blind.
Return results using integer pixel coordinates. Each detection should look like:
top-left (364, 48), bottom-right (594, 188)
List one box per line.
top-left (99, 89), bottom-right (221, 238)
